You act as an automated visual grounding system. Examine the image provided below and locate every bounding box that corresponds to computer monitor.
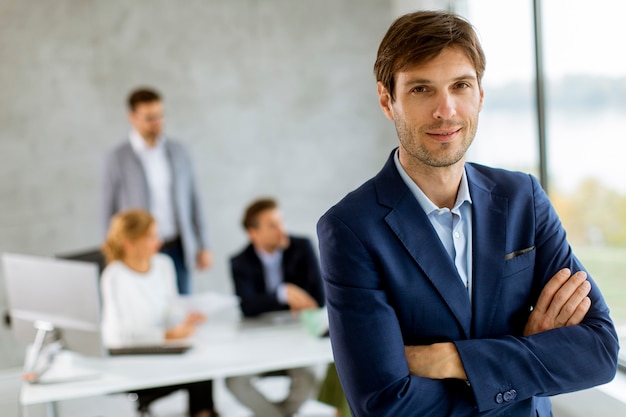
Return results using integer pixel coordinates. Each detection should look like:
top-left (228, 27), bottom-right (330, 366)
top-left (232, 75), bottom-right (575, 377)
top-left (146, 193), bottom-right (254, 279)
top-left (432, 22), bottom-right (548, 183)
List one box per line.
top-left (2, 253), bottom-right (106, 358)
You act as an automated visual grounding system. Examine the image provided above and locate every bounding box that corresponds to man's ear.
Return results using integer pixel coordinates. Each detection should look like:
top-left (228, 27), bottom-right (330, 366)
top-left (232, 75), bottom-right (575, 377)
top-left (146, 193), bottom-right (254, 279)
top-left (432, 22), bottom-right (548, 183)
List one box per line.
top-left (377, 82), bottom-right (395, 121)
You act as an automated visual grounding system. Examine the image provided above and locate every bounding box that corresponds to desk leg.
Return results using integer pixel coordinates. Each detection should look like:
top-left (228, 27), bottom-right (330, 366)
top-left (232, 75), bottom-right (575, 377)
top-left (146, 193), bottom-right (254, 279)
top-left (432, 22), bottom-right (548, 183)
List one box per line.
top-left (45, 402), bottom-right (58, 417)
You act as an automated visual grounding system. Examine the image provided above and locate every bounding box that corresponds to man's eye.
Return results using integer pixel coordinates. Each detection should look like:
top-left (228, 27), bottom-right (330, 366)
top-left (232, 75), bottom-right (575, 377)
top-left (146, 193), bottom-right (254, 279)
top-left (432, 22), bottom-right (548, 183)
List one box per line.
top-left (456, 82), bottom-right (470, 89)
top-left (412, 86), bottom-right (428, 93)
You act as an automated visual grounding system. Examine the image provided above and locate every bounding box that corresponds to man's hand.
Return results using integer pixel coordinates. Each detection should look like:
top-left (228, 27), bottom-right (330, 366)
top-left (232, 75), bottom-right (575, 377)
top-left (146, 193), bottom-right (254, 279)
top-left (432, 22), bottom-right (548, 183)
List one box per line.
top-left (285, 283), bottom-right (318, 313)
top-left (404, 343), bottom-right (467, 380)
top-left (196, 249), bottom-right (213, 270)
top-left (523, 268), bottom-right (591, 336)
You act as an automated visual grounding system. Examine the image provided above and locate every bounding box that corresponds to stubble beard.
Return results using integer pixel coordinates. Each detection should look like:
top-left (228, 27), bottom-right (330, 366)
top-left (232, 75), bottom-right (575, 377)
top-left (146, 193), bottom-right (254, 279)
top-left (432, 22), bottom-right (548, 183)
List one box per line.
top-left (395, 117), bottom-right (479, 168)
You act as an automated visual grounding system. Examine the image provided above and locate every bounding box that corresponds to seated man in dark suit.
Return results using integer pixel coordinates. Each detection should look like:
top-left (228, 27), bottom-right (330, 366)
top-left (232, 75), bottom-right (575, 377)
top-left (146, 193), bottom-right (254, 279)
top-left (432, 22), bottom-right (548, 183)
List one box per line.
top-left (226, 198), bottom-right (324, 417)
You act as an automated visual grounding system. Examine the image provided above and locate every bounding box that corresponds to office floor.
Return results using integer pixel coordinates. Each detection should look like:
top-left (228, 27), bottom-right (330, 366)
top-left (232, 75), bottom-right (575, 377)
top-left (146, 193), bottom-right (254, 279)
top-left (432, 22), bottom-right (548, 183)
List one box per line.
top-left (1, 368), bottom-right (336, 417)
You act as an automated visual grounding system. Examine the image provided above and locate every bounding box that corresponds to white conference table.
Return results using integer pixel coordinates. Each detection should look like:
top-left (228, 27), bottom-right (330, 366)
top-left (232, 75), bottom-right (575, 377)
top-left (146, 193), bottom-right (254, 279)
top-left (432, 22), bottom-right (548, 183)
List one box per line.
top-left (20, 316), bottom-right (333, 417)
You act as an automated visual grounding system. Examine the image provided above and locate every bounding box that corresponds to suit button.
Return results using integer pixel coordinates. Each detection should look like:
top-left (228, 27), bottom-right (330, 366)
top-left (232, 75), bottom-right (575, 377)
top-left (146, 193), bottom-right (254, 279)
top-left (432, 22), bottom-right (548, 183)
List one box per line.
top-left (495, 393), bottom-right (504, 404)
top-left (510, 389), bottom-right (517, 400)
top-left (503, 391), bottom-right (513, 402)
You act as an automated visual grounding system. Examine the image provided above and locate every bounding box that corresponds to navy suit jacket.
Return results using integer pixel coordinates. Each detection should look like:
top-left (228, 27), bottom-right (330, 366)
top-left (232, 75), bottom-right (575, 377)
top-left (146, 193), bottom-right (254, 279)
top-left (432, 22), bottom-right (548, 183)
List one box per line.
top-left (317, 150), bottom-right (618, 417)
top-left (230, 236), bottom-right (325, 317)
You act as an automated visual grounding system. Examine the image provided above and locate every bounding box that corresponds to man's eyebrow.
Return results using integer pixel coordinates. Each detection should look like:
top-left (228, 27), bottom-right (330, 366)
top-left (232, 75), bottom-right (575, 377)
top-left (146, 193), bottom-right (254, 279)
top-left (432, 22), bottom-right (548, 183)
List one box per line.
top-left (403, 78), bottom-right (432, 86)
top-left (453, 74), bottom-right (479, 82)
top-left (402, 74), bottom-right (478, 86)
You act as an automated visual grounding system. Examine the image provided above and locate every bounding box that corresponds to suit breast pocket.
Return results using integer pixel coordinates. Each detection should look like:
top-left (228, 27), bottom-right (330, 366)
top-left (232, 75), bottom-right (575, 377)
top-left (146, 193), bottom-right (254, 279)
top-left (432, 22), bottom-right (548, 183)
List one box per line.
top-left (502, 247), bottom-right (536, 279)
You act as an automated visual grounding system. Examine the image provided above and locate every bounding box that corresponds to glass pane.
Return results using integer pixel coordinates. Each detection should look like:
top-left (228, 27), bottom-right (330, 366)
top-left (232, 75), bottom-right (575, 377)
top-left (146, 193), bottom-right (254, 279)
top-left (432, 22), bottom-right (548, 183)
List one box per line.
top-left (542, 0), bottom-right (626, 333)
top-left (461, 1), bottom-right (538, 174)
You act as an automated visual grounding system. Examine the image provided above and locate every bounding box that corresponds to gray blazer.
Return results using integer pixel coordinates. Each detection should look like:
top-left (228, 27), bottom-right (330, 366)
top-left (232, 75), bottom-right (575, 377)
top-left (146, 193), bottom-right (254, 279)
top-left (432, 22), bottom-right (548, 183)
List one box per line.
top-left (102, 139), bottom-right (211, 268)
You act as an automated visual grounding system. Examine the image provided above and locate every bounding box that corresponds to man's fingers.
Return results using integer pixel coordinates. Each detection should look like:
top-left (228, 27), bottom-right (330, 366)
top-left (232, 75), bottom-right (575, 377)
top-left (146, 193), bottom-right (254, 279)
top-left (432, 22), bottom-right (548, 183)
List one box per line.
top-left (546, 271), bottom-right (587, 319)
top-left (524, 269), bottom-right (591, 336)
top-left (543, 271), bottom-right (587, 317)
top-left (565, 296), bottom-right (591, 327)
top-left (554, 278), bottom-right (591, 325)
top-left (534, 268), bottom-right (571, 313)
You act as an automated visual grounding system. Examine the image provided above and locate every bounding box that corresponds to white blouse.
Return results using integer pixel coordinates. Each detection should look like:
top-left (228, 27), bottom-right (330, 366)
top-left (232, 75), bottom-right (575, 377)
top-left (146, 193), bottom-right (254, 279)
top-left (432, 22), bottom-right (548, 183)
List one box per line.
top-left (100, 254), bottom-right (183, 347)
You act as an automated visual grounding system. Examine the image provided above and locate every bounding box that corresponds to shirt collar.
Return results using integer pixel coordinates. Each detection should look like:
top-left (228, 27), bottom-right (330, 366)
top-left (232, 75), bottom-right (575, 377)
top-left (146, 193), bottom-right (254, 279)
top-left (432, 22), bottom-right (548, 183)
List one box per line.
top-left (393, 149), bottom-right (472, 214)
top-left (128, 128), bottom-right (165, 153)
top-left (254, 246), bottom-right (283, 264)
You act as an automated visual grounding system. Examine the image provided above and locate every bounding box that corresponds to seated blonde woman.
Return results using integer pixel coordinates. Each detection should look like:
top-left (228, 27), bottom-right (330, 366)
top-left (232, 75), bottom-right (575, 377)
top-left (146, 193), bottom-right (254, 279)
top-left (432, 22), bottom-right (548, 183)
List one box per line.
top-left (101, 209), bottom-right (218, 417)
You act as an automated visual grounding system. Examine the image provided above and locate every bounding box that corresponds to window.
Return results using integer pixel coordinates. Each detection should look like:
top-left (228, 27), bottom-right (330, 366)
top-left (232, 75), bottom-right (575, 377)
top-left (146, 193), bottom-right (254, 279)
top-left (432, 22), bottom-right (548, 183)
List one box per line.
top-left (542, 0), bottom-right (626, 331)
top-left (464, 1), bottom-right (538, 175)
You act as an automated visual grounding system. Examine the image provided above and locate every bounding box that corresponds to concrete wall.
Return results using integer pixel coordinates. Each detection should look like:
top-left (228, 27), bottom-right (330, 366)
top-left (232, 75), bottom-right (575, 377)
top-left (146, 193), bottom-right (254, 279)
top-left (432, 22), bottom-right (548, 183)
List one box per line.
top-left (0, 0), bottom-right (408, 368)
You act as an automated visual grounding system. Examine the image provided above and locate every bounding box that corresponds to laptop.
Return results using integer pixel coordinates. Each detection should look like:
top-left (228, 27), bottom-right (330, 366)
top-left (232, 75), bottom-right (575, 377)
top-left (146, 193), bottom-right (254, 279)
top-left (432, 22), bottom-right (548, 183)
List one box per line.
top-left (108, 340), bottom-right (193, 356)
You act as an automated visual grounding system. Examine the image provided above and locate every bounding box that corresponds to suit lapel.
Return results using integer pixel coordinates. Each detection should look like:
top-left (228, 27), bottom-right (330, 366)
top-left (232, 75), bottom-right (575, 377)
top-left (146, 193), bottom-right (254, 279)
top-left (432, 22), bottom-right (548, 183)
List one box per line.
top-left (385, 200), bottom-right (473, 338)
top-left (376, 151), bottom-right (472, 338)
top-left (466, 165), bottom-right (508, 337)
top-left (244, 245), bottom-right (269, 293)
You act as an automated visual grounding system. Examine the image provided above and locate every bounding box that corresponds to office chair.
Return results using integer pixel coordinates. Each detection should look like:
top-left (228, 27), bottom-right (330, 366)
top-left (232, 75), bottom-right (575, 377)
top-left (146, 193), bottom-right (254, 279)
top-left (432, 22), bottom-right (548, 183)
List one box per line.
top-left (55, 248), bottom-right (107, 274)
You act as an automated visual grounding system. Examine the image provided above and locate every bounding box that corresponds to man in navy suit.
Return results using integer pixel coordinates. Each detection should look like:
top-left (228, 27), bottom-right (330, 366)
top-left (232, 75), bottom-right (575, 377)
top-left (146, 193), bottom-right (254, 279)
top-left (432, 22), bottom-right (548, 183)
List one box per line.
top-left (226, 198), bottom-right (323, 417)
top-left (317, 10), bottom-right (619, 417)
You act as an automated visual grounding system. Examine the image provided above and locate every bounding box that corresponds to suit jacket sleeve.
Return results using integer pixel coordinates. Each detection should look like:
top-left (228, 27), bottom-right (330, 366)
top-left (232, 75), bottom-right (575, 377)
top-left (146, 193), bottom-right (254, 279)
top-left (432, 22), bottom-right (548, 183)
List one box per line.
top-left (318, 213), bottom-right (458, 417)
top-left (101, 150), bottom-right (119, 234)
top-left (182, 146), bottom-right (211, 250)
top-left (168, 142), bottom-right (211, 251)
top-left (453, 174), bottom-right (619, 412)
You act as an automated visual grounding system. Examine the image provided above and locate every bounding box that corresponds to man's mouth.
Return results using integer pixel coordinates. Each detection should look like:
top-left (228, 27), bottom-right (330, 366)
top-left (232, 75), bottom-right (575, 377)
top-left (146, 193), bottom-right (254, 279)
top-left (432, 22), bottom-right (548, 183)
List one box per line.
top-left (427, 127), bottom-right (462, 141)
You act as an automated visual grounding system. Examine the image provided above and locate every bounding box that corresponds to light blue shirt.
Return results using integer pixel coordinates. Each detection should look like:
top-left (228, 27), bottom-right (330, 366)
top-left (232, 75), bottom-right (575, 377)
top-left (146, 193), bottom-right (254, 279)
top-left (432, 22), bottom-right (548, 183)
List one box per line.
top-left (394, 151), bottom-right (473, 300)
top-left (255, 248), bottom-right (288, 304)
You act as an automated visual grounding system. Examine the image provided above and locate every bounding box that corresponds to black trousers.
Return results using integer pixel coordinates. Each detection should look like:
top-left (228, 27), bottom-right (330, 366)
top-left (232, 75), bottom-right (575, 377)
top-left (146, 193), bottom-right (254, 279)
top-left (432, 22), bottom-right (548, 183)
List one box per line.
top-left (135, 380), bottom-right (214, 415)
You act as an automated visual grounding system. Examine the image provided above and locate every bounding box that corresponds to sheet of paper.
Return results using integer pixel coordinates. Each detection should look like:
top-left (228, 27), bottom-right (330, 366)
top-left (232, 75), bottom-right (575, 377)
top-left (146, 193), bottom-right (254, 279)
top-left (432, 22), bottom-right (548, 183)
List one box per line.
top-left (174, 291), bottom-right (240, 316)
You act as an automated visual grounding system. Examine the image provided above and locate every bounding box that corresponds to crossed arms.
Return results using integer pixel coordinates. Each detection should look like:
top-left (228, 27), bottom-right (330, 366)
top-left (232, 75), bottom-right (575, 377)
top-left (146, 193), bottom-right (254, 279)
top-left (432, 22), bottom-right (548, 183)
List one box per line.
top-left (405, 268), bottom-right (593, 380)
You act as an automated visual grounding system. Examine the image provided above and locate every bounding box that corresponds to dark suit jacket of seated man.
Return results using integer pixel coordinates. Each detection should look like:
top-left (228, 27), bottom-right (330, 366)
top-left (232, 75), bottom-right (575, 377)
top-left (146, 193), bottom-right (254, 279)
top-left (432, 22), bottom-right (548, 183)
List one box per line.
top-left (231, 235), bottom-right (325, 317)
top-left (226, 198), bottom-right (324, 417)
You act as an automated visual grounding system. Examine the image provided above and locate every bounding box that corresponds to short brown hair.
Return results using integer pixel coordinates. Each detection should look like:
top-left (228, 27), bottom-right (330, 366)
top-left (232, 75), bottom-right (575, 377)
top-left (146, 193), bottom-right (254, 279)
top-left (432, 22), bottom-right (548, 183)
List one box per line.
top-left (242, 198), bottom-right (278, 230)
top-left (102, 209), bottom-right (155, 264)
top-left (374, 10), bottom-right (486, 101)
top-left (127, 88), bottom-right (161, 111)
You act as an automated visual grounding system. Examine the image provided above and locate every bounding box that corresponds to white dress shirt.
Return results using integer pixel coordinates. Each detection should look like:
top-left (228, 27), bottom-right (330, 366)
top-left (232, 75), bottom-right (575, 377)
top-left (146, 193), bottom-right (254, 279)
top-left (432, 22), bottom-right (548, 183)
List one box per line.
top-left (129, 130), bottom-right (178, 241)
top-left (255, 247), bottom-right (289, 304)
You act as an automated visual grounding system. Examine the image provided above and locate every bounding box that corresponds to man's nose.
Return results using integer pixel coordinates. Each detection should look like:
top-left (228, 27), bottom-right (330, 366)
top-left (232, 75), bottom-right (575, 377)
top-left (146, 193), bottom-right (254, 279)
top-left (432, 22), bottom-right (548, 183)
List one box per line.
top-left (432, 92), bottom-right (457, 120)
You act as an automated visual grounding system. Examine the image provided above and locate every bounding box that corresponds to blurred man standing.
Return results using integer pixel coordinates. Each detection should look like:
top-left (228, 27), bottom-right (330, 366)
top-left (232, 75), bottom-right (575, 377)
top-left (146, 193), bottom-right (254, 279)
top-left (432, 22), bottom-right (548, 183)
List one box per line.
top-left (102, 88), bottom-right (212, 294)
